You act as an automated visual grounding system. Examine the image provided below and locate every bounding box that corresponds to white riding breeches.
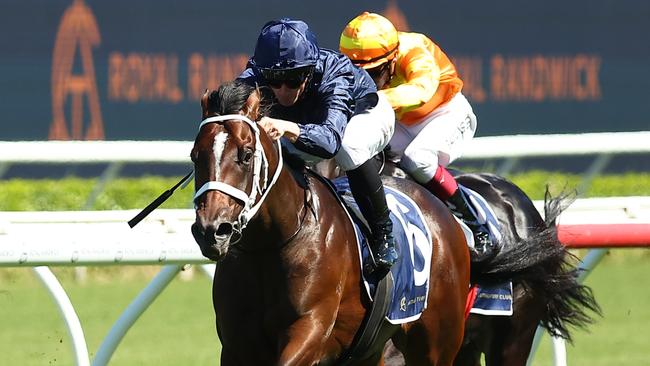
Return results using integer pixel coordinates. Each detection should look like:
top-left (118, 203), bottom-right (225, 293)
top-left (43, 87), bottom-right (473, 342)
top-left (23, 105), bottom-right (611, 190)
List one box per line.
top-left (283, 93), bottom-right (395, 171)
top-left (389, 92), bottom-right (477, 183)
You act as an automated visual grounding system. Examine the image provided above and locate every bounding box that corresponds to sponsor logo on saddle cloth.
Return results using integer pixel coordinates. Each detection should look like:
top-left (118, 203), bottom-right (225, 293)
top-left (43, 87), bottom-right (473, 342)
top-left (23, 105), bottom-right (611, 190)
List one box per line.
top-left (457, 184), bottom-right (513, 316)
top-left (333, 177), bottom-right (433, 324)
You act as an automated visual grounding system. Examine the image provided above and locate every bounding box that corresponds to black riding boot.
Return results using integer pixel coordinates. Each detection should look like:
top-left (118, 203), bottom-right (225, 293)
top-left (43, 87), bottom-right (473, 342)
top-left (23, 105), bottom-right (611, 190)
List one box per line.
top-left (347, 160), bottom-right (398, 272)
top-left (446, 188), bottom-right (493, 256)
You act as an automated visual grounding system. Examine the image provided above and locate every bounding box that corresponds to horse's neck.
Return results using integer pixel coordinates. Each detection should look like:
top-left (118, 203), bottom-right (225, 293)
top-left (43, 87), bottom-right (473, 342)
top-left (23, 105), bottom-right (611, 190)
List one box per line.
top-left (244, 165), bottom-right (307, 248)
top-left (269, 166), bottom-right (305, 213)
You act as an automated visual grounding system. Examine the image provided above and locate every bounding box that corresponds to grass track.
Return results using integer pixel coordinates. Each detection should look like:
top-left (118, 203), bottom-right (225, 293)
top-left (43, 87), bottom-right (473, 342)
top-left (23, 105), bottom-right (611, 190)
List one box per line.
top-left (0, 266), bottom-right (219, 365)
top-left (533, 250), bottom-right (650, 366)
top-left (1, 251), bottom-right (648, 365)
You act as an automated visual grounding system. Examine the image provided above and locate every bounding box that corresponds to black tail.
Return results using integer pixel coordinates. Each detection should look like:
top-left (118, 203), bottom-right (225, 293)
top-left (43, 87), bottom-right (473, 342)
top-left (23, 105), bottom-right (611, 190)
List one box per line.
top-left (472, 189), bottom-right (601, 341)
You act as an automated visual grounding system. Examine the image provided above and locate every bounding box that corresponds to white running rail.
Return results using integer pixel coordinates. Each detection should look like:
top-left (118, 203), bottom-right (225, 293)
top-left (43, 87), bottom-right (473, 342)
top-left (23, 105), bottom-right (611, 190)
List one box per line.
top-left (0, 131), bottom-right (649, 164)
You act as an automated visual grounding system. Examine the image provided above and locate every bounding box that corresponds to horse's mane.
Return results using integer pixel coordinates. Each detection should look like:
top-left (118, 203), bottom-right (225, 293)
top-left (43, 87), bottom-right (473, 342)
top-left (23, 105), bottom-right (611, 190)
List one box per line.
top-left (208, 79), bottom-right (313, 174)
top-left (208, 80), bottom-right (273, 116)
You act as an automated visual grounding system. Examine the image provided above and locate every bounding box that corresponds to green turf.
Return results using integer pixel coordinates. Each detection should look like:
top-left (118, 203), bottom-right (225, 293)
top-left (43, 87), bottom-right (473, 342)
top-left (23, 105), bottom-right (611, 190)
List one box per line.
top-left (0, 266), bottom-right (219, 366)
top-left (2, 172), bottom-right (650, 211)
top-left (1, 251), bottom-right (648, 365)
top-left (531, 250), bottom-right (650, 366)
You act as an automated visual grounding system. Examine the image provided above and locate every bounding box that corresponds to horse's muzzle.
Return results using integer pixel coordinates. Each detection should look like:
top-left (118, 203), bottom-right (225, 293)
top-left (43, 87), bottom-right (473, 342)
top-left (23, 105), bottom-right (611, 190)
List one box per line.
top-left (191, 221), bottom-right (235, 261)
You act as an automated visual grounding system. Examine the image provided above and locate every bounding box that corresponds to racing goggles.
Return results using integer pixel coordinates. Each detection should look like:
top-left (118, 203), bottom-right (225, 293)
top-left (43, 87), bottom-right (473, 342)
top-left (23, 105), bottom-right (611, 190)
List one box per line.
top-left (261, 66), bottom-right (313, 89)
top-left (365, 61), bottom-right (392, 80)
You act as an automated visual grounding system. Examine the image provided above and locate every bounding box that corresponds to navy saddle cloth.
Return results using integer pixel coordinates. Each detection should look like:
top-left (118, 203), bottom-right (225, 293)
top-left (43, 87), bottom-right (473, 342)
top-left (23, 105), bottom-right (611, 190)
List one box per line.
top-left (332, 176), bottom-right (433, 324)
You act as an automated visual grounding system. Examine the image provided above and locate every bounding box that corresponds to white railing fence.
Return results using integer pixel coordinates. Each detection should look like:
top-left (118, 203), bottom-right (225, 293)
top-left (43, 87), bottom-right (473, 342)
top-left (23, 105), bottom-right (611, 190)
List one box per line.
top-left (2, 131), bottom-right (649, 164)
top-left (2, 131), bottom-right (649, 207)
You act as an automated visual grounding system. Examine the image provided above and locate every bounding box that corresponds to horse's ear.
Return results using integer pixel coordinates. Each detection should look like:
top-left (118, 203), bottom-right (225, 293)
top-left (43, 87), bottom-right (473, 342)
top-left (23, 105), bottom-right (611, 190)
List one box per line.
top-left (241, 88), bottom-right (261, 121)
top-left (201, 89), bottom-right (211, 119)
top-left (201, 89), bottom-right (220, 119)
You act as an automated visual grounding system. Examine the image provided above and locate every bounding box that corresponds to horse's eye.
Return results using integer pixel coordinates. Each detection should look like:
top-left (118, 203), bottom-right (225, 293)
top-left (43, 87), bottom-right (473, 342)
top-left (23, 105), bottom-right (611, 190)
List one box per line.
top-left (239, 148), bottom-right (254, 164)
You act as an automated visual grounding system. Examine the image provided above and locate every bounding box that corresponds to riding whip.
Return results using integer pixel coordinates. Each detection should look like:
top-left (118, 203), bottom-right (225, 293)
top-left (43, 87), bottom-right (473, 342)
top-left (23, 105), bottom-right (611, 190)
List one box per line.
top-left (128, 170), bottom-right (194, 228)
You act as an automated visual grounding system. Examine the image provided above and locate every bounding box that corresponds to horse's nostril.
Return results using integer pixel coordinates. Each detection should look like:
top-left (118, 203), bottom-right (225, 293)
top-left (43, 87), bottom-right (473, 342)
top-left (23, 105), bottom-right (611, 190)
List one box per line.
top-left (215, 222), bottom-right (233, 237)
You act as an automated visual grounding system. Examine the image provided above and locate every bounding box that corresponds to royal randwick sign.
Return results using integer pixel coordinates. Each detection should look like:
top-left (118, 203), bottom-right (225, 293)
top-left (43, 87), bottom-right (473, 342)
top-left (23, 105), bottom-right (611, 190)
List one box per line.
top-left (0, 0), bottom-right (645, 140)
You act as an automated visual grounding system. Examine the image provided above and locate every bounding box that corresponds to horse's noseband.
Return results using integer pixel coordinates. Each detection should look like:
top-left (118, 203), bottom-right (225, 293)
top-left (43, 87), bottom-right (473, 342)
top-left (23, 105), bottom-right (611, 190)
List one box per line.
top-left (193, 114), bottom-right (284, 239)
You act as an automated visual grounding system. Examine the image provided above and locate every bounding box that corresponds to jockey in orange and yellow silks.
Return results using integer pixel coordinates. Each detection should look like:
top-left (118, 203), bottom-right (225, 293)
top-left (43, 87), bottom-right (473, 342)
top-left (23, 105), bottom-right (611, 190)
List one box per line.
top-left (340, 12), bottom-right (494, 257)
top-left (341, 25), bottom-right (463, 126)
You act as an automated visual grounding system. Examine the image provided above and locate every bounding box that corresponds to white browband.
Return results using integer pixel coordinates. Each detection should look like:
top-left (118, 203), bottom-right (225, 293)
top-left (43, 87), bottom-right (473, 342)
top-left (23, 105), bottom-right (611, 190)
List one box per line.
top-left (199, 114), bottom-right (260, 134)
top-left (193, 114), bottom-right (284, 232)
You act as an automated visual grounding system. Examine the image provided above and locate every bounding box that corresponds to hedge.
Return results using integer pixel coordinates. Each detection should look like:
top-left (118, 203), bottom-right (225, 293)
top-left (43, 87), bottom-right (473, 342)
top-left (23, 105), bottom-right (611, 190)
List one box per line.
top-left (1, 172), bottom-right (649, 211)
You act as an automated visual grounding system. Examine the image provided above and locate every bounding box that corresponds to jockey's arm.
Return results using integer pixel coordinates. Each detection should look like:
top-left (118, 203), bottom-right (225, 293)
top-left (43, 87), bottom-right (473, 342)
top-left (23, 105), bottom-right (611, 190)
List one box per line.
top-left (293, 107), bottom-right (347, 159)
top-left (259, 97), bottom-right (348, 159)
top-left (291, 66), bottom-right (354, 159)
top-left (258, 96), bottom-right (348, 158)
top-left (379, 47), bottom-right (440, 111)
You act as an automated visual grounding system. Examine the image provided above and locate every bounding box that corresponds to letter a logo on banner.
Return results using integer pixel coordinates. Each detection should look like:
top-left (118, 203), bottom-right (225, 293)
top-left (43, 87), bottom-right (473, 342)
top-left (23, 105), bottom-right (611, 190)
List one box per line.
top-left (50, 0), bottom-right (104, 140)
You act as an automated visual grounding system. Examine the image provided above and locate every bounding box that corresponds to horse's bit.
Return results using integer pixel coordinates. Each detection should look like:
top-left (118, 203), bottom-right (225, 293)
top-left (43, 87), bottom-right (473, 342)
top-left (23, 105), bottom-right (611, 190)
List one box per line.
top-left (193, 114), bottom-right (284, 239)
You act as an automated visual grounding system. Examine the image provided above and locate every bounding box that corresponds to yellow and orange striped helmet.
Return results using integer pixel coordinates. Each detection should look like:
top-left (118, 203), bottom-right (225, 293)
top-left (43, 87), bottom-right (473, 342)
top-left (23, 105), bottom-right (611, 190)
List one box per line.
top-left (340, 12), bottom-right (399, 69)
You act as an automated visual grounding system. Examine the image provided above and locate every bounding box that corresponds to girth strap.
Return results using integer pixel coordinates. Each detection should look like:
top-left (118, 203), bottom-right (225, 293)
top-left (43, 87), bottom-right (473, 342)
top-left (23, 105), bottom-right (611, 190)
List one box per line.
top-left (338, 272), bottom-right (394, 365)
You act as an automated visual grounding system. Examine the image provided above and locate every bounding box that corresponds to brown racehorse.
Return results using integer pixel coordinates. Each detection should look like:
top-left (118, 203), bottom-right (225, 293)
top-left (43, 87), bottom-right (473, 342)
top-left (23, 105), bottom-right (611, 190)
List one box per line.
top-left (190, 80), bottom-right (471, 365)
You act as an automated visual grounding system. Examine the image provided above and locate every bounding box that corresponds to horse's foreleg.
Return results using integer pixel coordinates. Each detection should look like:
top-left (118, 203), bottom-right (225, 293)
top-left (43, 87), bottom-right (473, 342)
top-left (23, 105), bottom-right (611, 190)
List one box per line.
top-left (277, 311), bottom-right (337, 366)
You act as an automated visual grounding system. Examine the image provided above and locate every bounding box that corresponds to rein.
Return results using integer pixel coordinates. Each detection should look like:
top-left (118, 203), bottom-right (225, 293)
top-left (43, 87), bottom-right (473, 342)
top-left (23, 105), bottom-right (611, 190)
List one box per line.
top-left (193, 114), bottom-right (284, 241)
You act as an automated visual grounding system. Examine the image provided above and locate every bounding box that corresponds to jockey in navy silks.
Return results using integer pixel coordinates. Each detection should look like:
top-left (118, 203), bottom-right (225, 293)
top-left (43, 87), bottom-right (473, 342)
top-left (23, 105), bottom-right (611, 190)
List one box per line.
top-left (238, 18), bottom-right (398, 271)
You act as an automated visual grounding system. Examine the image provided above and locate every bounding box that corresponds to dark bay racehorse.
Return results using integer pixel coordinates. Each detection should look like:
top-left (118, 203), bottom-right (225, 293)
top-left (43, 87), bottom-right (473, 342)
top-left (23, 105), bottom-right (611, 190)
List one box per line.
top-left (190, 81), bottom-right (473, 365)
top-left (455, 174), bottom-right (600, 365)
top-left (376, 160), bottom-right (601, 365)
